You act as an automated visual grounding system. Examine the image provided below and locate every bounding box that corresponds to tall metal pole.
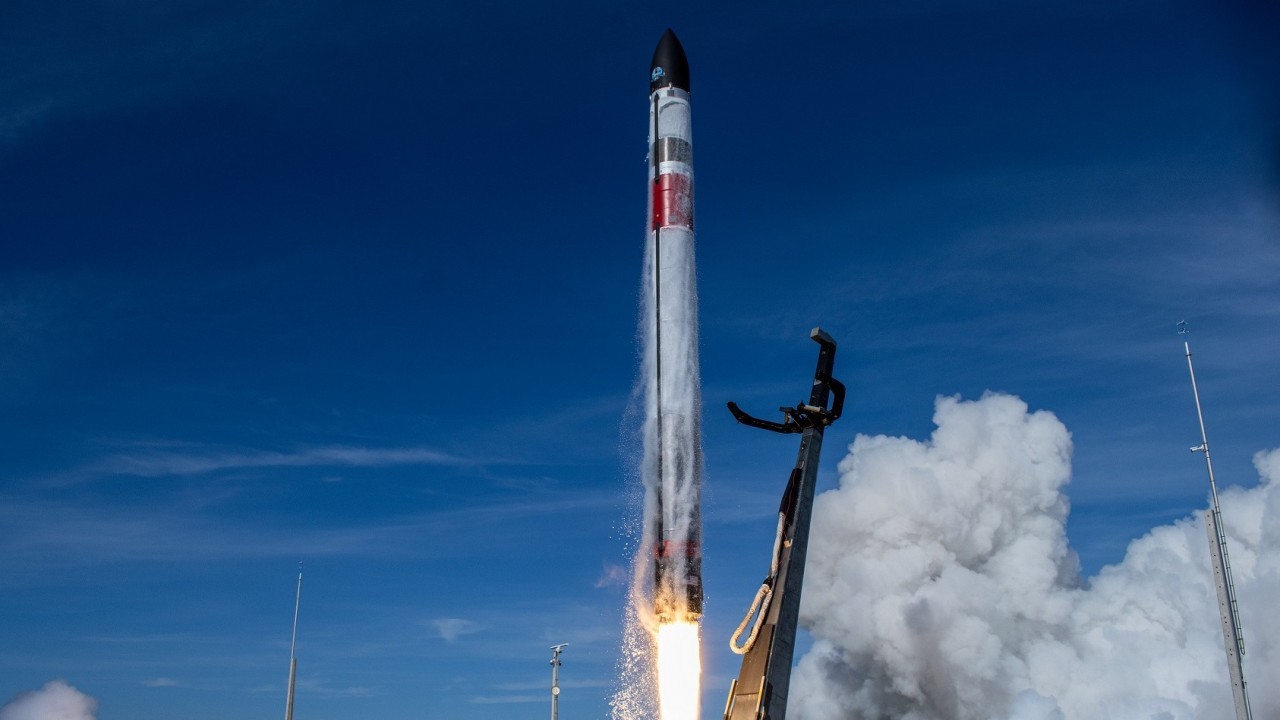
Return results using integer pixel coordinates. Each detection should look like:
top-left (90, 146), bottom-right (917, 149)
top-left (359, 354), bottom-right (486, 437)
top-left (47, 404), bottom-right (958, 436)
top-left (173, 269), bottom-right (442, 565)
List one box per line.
top-left (550, 643), bottom-right (568, 720)
top-left (285, 563), bottom-right (303, 720)
top-left (1180, 322), bottom-right (1252, 720)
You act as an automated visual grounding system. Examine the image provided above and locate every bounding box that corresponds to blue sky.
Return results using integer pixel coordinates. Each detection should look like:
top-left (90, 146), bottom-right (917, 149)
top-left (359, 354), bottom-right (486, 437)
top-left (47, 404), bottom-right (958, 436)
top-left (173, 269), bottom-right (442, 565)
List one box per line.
top-left (2, 1), bottom-right (1278, 718)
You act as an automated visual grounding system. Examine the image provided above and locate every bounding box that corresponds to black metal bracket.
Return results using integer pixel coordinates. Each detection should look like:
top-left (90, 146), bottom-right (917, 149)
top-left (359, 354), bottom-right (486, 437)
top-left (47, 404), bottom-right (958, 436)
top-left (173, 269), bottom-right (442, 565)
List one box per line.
top-left (726, 328), bottom-right (845, 434)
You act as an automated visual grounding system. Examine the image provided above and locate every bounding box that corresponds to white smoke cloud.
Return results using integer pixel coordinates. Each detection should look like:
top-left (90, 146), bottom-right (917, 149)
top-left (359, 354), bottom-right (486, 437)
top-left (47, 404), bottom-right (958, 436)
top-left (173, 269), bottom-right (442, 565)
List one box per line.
top-left (791, 393), bottom-right (1277, 720)
top-left (0, 680), bottom-right (98, 720)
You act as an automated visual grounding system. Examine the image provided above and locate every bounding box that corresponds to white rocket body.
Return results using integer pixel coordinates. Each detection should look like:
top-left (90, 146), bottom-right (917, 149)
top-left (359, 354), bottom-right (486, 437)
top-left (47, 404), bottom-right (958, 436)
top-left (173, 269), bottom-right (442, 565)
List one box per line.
top-left (645, 29), bottom-right (702, 623)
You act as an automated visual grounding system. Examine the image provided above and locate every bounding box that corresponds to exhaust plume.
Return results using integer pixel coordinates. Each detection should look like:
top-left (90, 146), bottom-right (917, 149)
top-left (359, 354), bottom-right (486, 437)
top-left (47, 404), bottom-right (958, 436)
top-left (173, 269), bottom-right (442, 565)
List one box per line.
top-left (791, 392), bottom-right (1277, 720)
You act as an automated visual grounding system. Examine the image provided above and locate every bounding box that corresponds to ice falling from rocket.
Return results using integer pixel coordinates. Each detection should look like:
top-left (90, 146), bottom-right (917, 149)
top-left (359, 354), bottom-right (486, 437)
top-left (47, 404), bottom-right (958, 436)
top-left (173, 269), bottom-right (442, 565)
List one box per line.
top-left (643, 28), bottom-right (703, 720)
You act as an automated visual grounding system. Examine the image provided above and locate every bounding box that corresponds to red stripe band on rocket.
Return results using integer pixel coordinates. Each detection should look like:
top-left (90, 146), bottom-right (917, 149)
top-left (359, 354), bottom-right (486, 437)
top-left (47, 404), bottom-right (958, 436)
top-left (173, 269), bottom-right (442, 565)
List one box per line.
top-left (653, 172), bottom-right (693, 229)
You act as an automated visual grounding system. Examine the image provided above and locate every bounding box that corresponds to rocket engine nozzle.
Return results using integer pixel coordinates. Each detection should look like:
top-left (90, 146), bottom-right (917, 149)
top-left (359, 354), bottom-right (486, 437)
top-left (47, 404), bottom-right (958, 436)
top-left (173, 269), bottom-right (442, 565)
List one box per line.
top-left (654, 540), bottom-right (703, 622)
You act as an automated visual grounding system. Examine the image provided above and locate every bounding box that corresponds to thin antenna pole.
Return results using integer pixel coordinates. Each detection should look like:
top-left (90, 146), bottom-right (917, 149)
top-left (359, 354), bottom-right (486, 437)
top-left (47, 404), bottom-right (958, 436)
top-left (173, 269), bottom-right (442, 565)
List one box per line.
top-left (285, 563), bottom-right (303, 720)
top-left (550, 643), bottom-right (568, 720)
top-left (1180, 322), bottom-right (1253, 720)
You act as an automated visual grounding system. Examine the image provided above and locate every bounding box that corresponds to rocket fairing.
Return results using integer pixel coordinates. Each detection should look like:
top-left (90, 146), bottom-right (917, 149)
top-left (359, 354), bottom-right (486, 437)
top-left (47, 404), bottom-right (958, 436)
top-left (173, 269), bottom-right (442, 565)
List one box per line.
top-left (647, 28), bottom-right (703, 624)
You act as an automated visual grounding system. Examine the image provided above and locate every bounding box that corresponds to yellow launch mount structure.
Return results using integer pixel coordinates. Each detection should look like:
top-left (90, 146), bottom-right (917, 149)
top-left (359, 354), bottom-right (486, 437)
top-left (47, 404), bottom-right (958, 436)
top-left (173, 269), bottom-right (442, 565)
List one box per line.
top-left (722, 328), bottom-right (844, 720)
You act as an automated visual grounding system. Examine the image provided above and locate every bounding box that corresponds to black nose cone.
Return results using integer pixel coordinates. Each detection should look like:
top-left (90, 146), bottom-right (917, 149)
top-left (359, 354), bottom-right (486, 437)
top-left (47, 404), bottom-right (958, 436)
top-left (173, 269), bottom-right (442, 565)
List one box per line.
top-left (649, 29), bottom-right (690, 93)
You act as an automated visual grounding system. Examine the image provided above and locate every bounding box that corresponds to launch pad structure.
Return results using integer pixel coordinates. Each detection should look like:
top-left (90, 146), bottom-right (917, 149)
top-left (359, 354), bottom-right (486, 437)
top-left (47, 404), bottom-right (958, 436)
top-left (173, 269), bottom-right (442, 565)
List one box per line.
top-left (721, 328), bottom-right (844, 720)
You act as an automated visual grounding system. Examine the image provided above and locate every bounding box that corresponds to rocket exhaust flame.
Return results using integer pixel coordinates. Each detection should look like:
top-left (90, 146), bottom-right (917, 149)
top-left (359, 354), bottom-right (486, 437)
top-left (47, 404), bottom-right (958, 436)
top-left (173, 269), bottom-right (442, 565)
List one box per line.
top-left (657, 621), bottom-right (701, 720)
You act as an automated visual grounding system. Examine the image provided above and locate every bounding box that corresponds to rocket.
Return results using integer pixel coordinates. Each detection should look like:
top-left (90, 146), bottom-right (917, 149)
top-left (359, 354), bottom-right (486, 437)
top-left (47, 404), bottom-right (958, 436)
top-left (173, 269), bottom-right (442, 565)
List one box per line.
top-left (647, 29), bottom-right (703, 623)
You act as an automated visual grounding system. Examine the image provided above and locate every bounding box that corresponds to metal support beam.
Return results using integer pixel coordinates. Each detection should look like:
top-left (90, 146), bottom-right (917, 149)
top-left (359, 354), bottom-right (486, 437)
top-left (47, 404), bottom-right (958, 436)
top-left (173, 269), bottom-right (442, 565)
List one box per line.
top-left (723, 328), bottom-right (843, 720)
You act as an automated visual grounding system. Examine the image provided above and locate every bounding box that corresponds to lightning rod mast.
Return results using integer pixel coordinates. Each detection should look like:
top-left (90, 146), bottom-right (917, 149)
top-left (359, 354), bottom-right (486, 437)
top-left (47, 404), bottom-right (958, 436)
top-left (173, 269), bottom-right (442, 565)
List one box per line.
top-left (285, 563), bottom-right (303, 720)
top-left (1180, 322), bottom-right (1252, 720)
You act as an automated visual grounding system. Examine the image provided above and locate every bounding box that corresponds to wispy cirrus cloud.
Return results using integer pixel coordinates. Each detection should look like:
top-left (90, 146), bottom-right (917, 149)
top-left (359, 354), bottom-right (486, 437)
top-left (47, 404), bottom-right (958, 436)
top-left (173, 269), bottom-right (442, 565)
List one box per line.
top-left (468, 678), bottom-right (612, 705)
top-left (0, 2), bottom-right (325, 147)
top-left (43, 442), bottom-right (472, 486)
top-left (430, 617), bottom-right (481, 643)
top-left (468, 694), bottom-right (545, 704)
top-left (0, 489), bottom-right (618, 576)
top-left (250, 678), bottom-right (378, 698)
top-left (294, 678), bottom-right (376, 698)
top-left (0, 100), bottom-right (56, 143)
top-left (491, 679), bottom-right (612, 692)
top-left (103, 443), bottom-right (467, 475)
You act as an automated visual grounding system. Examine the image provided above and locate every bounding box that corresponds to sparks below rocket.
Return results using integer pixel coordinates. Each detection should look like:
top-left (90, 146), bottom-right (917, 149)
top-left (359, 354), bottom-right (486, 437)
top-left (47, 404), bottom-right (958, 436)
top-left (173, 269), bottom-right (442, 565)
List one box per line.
top-left (646, 28), bottom-right (703, 623)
